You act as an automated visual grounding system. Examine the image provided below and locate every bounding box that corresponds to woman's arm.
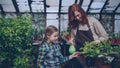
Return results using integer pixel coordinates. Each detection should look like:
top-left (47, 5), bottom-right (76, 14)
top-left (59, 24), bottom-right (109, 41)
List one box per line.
top-left (68, 29), bottom-right (76, 45)
top-left (92, 17), bottom-right (109, 42)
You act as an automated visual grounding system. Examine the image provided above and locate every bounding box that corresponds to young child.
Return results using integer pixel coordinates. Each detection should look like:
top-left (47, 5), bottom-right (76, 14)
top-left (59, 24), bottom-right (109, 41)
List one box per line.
top-left (37, 25), bottom-right (81, 68)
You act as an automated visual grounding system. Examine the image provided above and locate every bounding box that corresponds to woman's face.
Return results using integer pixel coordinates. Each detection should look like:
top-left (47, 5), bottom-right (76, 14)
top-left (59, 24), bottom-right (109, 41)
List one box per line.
top-left (74, 11), bottom-right (82, 21)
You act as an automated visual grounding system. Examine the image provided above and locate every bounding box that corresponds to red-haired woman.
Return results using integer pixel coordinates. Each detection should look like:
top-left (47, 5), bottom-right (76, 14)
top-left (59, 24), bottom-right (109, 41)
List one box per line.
top-left (67, 4), bottom-right (108, 68)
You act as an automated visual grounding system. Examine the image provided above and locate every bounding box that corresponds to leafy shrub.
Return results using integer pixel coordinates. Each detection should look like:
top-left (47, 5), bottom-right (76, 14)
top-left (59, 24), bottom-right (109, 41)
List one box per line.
top-left (0, 14), bottom-right (36, 68)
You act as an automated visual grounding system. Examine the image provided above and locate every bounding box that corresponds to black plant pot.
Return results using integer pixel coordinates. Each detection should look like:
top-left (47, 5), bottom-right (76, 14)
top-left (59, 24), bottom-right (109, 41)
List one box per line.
top-left (86, 57), bottom-right (95, 67)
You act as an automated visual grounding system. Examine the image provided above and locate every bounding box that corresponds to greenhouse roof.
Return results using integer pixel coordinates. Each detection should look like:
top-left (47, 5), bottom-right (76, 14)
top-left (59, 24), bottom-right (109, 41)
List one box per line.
top-left (0, 0), bottom-right (120, 14)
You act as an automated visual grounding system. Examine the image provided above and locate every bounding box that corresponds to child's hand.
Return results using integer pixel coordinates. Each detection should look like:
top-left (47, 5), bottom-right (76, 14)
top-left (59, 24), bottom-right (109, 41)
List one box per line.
top-left (70, 52), bottom-right (83, 58)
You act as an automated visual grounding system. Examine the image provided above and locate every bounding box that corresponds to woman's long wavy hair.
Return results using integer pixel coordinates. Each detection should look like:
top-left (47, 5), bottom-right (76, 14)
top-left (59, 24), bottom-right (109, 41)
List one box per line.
top-left (68, 4), bottom-right (88, 29)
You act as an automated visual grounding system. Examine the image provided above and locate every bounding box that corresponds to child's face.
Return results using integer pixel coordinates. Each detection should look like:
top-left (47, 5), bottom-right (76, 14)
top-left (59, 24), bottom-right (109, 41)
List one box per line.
top-left (48, 31), bottom-right (59, 43)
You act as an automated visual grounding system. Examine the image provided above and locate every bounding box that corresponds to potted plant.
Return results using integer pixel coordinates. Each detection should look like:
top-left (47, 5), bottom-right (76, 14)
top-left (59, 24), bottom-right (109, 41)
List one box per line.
top-left (80, 42), bottom-right (102, 57)
top-left (80, 42), bottom-right (103, 67)
top-left (109, 32), bottom-right (120, 44)
top-left (80, 41), bottom-right (120, 68)
top-left (32, 28), bottom-right (44, 45)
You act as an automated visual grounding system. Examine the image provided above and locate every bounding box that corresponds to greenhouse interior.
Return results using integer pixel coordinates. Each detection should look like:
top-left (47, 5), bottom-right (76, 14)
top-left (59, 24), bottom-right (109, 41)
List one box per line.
top-left (0, 0), bottom-right (120, 68)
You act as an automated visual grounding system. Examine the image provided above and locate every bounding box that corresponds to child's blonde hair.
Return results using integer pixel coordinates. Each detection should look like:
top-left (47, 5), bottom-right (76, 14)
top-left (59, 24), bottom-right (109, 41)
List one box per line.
top-left (44, 25), bottom-right (58, 41)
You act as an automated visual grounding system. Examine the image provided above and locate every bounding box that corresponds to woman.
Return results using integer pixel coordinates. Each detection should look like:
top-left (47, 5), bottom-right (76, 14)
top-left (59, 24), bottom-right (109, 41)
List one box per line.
top-left (68, 3), bottom-right (108, 51)
top-left (67, 4), bottom-right (108, 68)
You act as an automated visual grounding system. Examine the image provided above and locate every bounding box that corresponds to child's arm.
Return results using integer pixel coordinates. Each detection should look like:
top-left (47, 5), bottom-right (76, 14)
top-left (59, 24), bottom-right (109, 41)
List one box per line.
top-left (59, 48), bottom-right (81, 63)
top-left (59, 53), bottom-right (70, 63)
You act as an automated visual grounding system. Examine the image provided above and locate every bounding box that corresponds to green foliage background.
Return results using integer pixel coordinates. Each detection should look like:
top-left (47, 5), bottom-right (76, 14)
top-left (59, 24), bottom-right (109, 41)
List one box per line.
top-left (0, 15), bottom-right (36, 68)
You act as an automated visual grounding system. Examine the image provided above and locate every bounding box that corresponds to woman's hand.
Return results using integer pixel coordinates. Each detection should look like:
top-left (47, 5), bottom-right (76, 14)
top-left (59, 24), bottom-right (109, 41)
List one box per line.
top-left (91, 40), bottom-right (101, 44)
top-left (68, 38), bottom-right (75, 45)
top-left (94, 40), bottom-right (101, 43)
